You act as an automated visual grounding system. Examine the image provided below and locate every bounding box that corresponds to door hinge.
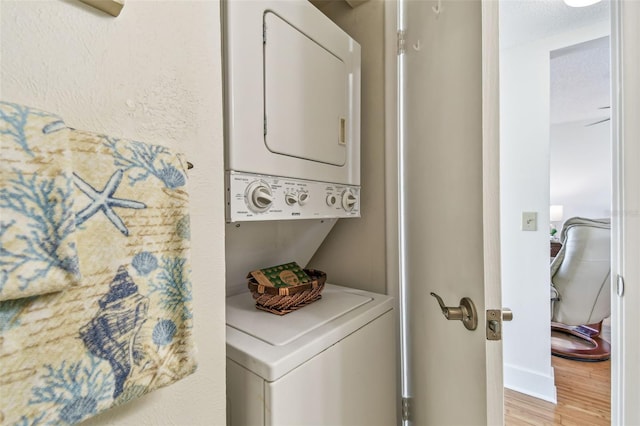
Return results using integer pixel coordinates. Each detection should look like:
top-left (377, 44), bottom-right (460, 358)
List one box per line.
top-left (397, 29), bottom-right (407, 56)
top-left (401, 397), bottom-right (412, 422)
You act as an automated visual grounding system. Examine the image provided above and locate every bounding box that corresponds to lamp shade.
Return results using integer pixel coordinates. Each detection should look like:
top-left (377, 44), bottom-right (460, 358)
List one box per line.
top-left (550, 205), bottom-right (564, 222)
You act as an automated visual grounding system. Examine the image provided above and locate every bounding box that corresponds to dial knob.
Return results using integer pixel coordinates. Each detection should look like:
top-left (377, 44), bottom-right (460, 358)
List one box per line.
top-left (298, 192), bottom-right (309, 206)
top-left (246, 181), bottom-right (273, 212)
top-left (285, 192), bottom-right (298, 206)
top-left (326, 194), bottom-right (337, 206)
top-left (342, 189), bottom-right (357, 211)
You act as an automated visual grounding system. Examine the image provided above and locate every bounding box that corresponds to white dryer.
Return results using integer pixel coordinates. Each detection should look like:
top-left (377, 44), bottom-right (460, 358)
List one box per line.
top-left (226, 284), bottom-right (396, 426)
top-left (223, 0), bottom-right (361, 223)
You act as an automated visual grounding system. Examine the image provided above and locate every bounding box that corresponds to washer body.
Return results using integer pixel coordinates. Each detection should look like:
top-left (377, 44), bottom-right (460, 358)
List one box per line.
top-left (226, 284), bottom-right (396, 426)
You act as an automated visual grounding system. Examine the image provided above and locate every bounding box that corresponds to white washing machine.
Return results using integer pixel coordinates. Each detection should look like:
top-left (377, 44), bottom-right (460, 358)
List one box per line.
top-left (226, 284), bottom-right (396, 426)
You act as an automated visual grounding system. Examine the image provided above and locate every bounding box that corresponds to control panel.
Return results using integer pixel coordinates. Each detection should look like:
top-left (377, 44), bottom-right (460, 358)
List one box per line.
top-left (226, 171), bottom-right (361, 222)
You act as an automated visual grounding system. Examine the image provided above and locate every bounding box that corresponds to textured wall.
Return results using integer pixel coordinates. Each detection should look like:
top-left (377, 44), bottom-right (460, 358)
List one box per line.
top-left (0, 1), bottom-right (226, 424)
top-left (308, 0), bottom-right (387, 295)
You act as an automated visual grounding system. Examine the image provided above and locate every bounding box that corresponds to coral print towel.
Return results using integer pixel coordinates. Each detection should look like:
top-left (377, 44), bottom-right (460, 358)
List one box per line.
top-left (0, 101), bottom-right (81, 301)
top-left (0, 102), bottom-right (196, 425)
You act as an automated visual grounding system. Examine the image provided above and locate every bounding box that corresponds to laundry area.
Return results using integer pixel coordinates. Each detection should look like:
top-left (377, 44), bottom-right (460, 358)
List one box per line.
top-left (222, 1), bottom-right (396, 424)
top-left (6, 0), bottom-right (640, 424)
top-left (0, 0), bottom-right (500, 423)
top-left (0, 0), bottom-right (490, 425)
top-left (222, 0), bottom-right (496, 423)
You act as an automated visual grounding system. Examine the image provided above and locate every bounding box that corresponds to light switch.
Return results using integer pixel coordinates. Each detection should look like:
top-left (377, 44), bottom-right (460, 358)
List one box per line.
top-left (522, 212), bottom-right (537, 231)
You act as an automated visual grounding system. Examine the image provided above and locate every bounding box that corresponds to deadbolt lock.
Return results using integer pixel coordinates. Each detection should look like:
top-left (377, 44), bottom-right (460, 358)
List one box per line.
top-left (430, 292), bottom-right (478, 330)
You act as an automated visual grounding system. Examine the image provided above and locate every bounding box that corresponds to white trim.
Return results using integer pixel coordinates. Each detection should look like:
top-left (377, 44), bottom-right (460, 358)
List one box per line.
top-left (481, 1), bottom-right (504, 424)
top-left (503, 364), bottom-right (558, 404)
top-left (611, 1), bottom-right (640, 424)
top-left (610, 1), bottom-right (623, 423)
top-left (392, 0), bottom-right (413, 421)
top-left (383, 0), bottom-right (405, 422)
top-left (396, 0), bottom-right (410, 406)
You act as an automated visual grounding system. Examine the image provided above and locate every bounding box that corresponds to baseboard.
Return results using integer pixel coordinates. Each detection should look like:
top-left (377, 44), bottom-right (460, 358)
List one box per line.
top-left (504, 363), bottom-right (558, 404)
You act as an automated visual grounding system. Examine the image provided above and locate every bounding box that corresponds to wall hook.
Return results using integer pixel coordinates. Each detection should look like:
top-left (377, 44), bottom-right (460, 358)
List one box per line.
top-left (432, 0), bottom-right (443, 16)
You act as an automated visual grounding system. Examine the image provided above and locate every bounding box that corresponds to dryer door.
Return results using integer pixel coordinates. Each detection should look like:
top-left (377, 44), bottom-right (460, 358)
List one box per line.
top-left (264, 12), bottom-right (347, 166)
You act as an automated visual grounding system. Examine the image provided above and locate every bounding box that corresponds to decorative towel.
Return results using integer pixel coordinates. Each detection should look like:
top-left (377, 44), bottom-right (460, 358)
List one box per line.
top-left (0, 101), bottom-right (81, 301)
top-left (0, 120), bottom-right (195, 424)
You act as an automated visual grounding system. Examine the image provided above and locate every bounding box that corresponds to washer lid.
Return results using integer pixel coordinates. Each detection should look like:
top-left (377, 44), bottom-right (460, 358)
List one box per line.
top-left (226, 284), bottom-right (394, 382)
top-left (226, 286), bottom-right (371, 346)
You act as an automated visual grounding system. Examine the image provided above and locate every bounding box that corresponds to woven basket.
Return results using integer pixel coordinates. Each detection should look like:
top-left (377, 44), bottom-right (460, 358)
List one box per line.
top-left (248, 269), bottom-right (326, 315)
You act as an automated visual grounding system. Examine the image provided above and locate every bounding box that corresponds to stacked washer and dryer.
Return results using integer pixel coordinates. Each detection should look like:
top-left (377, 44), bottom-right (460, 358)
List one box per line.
top-left (223, 1), bottom-right (396, 425)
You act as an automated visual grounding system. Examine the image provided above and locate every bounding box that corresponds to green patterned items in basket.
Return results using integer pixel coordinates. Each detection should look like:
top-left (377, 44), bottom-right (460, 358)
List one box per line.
top-left (249, 262), bottom-right (311, 288)
top-left (247, 266), bottom-right (327, 315)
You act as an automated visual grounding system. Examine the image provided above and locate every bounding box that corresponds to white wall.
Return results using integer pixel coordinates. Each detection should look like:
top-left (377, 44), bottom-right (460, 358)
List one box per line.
top-left (308, 0), bottom-right (387, 295)
top-left (0, 1), bottom-right (226, 424)
top-left (550, 120), bottom-right (611, 225)
top-left (500, 21), bottom-right (608, 402)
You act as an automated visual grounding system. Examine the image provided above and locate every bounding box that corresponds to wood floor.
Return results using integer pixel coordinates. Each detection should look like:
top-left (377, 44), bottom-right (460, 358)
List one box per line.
top-left (505, 355), bottom-right (610, 425)
top-left (505, 321), bottom-right (611, 425)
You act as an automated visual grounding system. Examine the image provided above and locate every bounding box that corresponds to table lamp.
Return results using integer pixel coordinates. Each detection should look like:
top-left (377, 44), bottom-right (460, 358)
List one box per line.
top-left (550, 205), bottom-right (564, 237)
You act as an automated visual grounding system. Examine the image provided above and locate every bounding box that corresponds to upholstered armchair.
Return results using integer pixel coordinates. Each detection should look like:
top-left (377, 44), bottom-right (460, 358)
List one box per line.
top-left (550, 217), bottom-right (611, 361)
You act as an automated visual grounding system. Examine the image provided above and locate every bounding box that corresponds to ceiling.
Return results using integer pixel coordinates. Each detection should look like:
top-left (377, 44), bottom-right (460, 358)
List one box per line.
top-left (500, 0), bottom-right (609, 49)
top-left (550, 36), bottom-right (610, 124)
top-left (500, 0), bottom-right (610, 125)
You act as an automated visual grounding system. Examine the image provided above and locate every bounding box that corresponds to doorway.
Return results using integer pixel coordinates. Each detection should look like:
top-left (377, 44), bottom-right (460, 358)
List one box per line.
top-left (499, 0), bottom-right (612, 422)
top-left (378, 2), bottom-right (640, 424)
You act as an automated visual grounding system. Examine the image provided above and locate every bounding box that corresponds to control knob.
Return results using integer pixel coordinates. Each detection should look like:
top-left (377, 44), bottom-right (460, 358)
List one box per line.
top-left (246, 181), bottom-right (273, 213)
top-left (341, 189), bottom-right (357, 211)
top-left (298, 191), bottom-right (309, 206)
top-left (285, 192), bottom-right (298, 206)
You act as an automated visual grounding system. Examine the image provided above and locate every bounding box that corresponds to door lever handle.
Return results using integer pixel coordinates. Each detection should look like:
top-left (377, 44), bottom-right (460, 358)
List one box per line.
top-left (430, 292), bottom-right (478, 330)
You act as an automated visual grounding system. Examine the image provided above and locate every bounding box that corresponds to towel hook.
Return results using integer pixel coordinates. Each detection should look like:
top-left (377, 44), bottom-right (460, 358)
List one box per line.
top-left (78, 0), bottom-right (124, 17)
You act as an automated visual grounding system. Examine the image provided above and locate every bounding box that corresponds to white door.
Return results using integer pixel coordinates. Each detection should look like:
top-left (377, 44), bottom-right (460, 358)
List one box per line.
top-left (396, 0), bottom-right (503, 424)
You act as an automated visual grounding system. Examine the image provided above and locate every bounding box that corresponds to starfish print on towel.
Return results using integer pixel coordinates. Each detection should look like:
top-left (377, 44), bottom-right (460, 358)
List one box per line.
top-left (74, 169), bottom-right (146, 236)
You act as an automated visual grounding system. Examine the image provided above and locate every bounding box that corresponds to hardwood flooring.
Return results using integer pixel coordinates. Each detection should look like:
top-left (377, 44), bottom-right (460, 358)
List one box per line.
top-left (505, 326), bottom-right (611, 426)
top-left (505, 355), bottom-right (610, 425)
